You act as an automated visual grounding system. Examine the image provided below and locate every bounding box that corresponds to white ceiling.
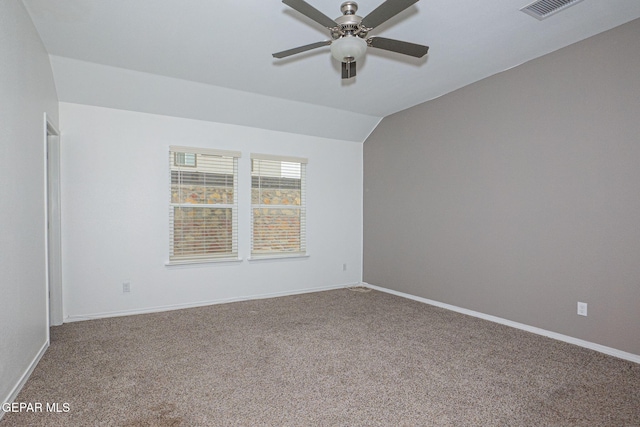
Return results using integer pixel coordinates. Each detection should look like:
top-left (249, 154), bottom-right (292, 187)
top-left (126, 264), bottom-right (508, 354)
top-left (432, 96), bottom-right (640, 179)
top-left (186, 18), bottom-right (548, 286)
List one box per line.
top-left (21, 0), bottom-right (640, 139)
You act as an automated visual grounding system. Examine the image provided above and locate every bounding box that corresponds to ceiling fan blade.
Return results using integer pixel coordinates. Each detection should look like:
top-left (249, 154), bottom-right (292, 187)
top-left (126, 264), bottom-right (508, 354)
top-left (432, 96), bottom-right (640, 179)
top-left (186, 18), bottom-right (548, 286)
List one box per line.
top-left (368, 36), bottom-right (429, 58)
top-left (272, 40), bottom-right (332, 59)
top-left (361, 0), bottom-right (419, 30)
top-left (282, 0), bottom-right (338, 29)
top-left (341, 61), bottom-right (356, 79)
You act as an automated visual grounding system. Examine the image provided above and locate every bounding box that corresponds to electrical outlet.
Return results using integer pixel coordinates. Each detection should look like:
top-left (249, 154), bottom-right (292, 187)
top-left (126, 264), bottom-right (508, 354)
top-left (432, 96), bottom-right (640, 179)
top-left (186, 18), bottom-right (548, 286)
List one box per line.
top-left (343, 263), bottom-right (347, 271)
top-left (577, 302), bottom-right (587, 316)
top-left (123, 282), bottom-right (131, 293)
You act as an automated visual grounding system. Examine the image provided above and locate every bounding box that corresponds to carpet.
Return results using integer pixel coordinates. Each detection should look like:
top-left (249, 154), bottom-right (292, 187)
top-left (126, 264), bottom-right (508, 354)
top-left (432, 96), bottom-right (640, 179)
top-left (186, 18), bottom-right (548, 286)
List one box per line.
top-left (2, 289), bottom-right (639, 426)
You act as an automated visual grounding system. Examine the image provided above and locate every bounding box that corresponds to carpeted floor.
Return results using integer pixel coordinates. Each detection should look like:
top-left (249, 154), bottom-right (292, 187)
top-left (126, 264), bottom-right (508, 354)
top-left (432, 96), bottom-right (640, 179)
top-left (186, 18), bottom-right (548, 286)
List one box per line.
top-left (2, 289), bottom-right (639, 426)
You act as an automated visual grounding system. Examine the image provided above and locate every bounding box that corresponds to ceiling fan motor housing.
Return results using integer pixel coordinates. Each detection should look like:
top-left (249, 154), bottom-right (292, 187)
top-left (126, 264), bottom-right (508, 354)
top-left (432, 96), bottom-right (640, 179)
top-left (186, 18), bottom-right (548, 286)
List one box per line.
top-left (333, 1), bottom-right (369, 39)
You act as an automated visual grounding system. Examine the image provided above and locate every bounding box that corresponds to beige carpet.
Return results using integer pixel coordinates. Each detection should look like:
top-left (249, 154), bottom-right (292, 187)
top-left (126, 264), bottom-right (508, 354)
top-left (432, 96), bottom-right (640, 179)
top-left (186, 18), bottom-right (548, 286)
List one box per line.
top-left (2, 289), bottom-right (639, 426)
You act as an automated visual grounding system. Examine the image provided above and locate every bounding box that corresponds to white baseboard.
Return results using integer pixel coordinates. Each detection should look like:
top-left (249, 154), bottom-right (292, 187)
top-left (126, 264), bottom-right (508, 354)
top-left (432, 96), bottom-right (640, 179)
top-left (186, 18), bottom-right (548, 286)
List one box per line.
top-left (363, 282), bottom-right (640, 364)
top-left (1, 339), bottom-right (49, 421)
top-left (65, 283), bottom-right (359, 323)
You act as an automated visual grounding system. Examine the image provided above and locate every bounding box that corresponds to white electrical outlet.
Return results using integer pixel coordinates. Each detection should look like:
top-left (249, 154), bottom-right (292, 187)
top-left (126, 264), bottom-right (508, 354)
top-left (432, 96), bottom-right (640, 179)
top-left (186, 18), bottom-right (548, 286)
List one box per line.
top-left (577, 302), bottom-right (587, 316)
top-left (123, 282), bottom-right (131, 293)
top-left (343, 263), bottom-right (347, 271)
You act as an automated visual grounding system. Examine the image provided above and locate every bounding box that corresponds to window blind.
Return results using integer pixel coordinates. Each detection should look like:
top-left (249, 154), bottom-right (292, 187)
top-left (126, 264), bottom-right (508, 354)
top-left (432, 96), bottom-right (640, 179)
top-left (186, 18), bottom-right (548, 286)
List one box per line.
top-left (251, 154), bottom-right (307, 257)
top-left (169, 147), bottom-right (240, 262)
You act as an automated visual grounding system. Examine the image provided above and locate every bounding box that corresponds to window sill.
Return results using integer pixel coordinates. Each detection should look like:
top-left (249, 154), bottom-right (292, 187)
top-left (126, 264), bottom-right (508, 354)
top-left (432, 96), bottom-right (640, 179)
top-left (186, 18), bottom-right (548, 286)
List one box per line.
top-left (247, 254), bottom-right (310, 262)
top-left (165, 257), bottom-right (243, 267)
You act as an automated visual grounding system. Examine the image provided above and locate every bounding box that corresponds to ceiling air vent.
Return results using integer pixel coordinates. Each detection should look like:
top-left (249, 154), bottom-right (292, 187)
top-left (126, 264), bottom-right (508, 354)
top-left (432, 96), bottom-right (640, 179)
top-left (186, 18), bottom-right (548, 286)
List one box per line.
top-left (520, 0), bottom-right (585, 20)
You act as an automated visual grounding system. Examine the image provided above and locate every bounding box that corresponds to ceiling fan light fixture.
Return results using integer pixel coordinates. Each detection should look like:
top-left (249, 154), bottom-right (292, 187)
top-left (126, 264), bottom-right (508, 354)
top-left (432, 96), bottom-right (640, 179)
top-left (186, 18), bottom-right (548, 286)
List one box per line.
top-left (331, 35), bottom-right (367, 62)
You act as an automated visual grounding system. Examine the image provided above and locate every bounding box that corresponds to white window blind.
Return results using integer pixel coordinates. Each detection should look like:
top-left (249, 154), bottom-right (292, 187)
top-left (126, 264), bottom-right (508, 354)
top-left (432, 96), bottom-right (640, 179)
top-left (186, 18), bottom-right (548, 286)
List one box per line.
top-left (169, 147), bottom-right (240, 262)
top-left (251, 154), bottom-right (307, 257)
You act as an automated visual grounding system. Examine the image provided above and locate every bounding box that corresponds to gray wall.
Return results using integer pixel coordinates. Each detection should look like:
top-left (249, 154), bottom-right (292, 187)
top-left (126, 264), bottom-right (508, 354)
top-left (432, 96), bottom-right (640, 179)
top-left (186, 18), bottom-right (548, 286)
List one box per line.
top-left (0, 0), bottom-right (59, 405)
top-left (363, 19), bottom-right (640, 356)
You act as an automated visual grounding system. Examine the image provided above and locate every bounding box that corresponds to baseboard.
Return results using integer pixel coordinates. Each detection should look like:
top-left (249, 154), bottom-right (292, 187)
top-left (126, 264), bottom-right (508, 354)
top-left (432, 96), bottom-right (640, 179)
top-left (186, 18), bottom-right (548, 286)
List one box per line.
top-left (65, 283), bottom-right (359, 323)
top-left (363, 282), bottom-right (640, 364)
top-left (0, 339), bottom-right (49, 421)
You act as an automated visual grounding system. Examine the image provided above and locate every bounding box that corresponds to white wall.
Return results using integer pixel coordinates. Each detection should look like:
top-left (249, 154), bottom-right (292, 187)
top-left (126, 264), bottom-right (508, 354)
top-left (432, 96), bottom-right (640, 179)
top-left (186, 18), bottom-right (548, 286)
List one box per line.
top-left (0, 0), bottom-right (58, 408)
top-left (60, 102), bottom-right (362, 319)
top-left (49, 56), bottom-right (381, 143)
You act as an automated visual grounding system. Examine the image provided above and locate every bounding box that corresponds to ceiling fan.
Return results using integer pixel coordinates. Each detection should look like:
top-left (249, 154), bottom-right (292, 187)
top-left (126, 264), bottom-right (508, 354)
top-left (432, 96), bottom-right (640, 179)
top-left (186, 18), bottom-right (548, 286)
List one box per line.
top-left (272, 0), bottom-right (429, 79)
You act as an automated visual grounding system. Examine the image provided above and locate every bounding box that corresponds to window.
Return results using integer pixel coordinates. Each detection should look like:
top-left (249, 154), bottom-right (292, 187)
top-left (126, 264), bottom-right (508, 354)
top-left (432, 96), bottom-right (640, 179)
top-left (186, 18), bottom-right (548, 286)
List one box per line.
top-left (174, 152), bottom-right (196, 167)
top-left (251, 154), bottom-right (307, 257)
top-left (169, 146), bottom-right (240, 262)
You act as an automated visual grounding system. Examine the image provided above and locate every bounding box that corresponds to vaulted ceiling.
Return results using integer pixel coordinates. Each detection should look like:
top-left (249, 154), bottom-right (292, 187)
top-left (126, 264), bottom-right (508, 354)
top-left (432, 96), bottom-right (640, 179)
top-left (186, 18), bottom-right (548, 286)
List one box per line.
top-left (22, 0), bottom-right (640, 141)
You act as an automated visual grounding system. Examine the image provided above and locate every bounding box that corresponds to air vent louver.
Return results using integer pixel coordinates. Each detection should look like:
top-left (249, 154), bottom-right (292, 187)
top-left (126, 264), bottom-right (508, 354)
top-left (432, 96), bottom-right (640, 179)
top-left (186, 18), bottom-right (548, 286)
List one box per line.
top-left (521, 0), bottom-right (585, 20)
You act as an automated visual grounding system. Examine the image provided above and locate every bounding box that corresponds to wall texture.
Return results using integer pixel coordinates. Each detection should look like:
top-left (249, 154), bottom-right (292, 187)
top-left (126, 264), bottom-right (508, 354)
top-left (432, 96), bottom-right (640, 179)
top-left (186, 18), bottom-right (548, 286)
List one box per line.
top-left (0, 0), bottom-right (59, 407)
top-left (363, 19), bottom-right (640, 355)
top-left (59, 103), bottom-right (362, 319)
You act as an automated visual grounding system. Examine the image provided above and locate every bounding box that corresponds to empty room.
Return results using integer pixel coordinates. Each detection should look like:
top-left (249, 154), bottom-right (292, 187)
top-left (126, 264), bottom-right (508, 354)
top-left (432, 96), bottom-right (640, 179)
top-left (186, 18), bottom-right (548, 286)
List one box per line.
top-left (1, 0), bottom-right (639, 425)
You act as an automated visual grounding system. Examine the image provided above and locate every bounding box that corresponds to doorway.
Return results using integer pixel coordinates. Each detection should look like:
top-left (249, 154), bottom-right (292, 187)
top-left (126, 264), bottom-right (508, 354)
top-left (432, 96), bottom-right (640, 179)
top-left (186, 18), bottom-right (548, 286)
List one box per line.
top-left (45, 116), bottom-right (63, 327)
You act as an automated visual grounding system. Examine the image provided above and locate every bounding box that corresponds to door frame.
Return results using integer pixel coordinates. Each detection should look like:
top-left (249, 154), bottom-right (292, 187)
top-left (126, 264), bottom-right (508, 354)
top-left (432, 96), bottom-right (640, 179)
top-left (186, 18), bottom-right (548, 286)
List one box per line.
top-left (44, 113), bottom-right (63, 332)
